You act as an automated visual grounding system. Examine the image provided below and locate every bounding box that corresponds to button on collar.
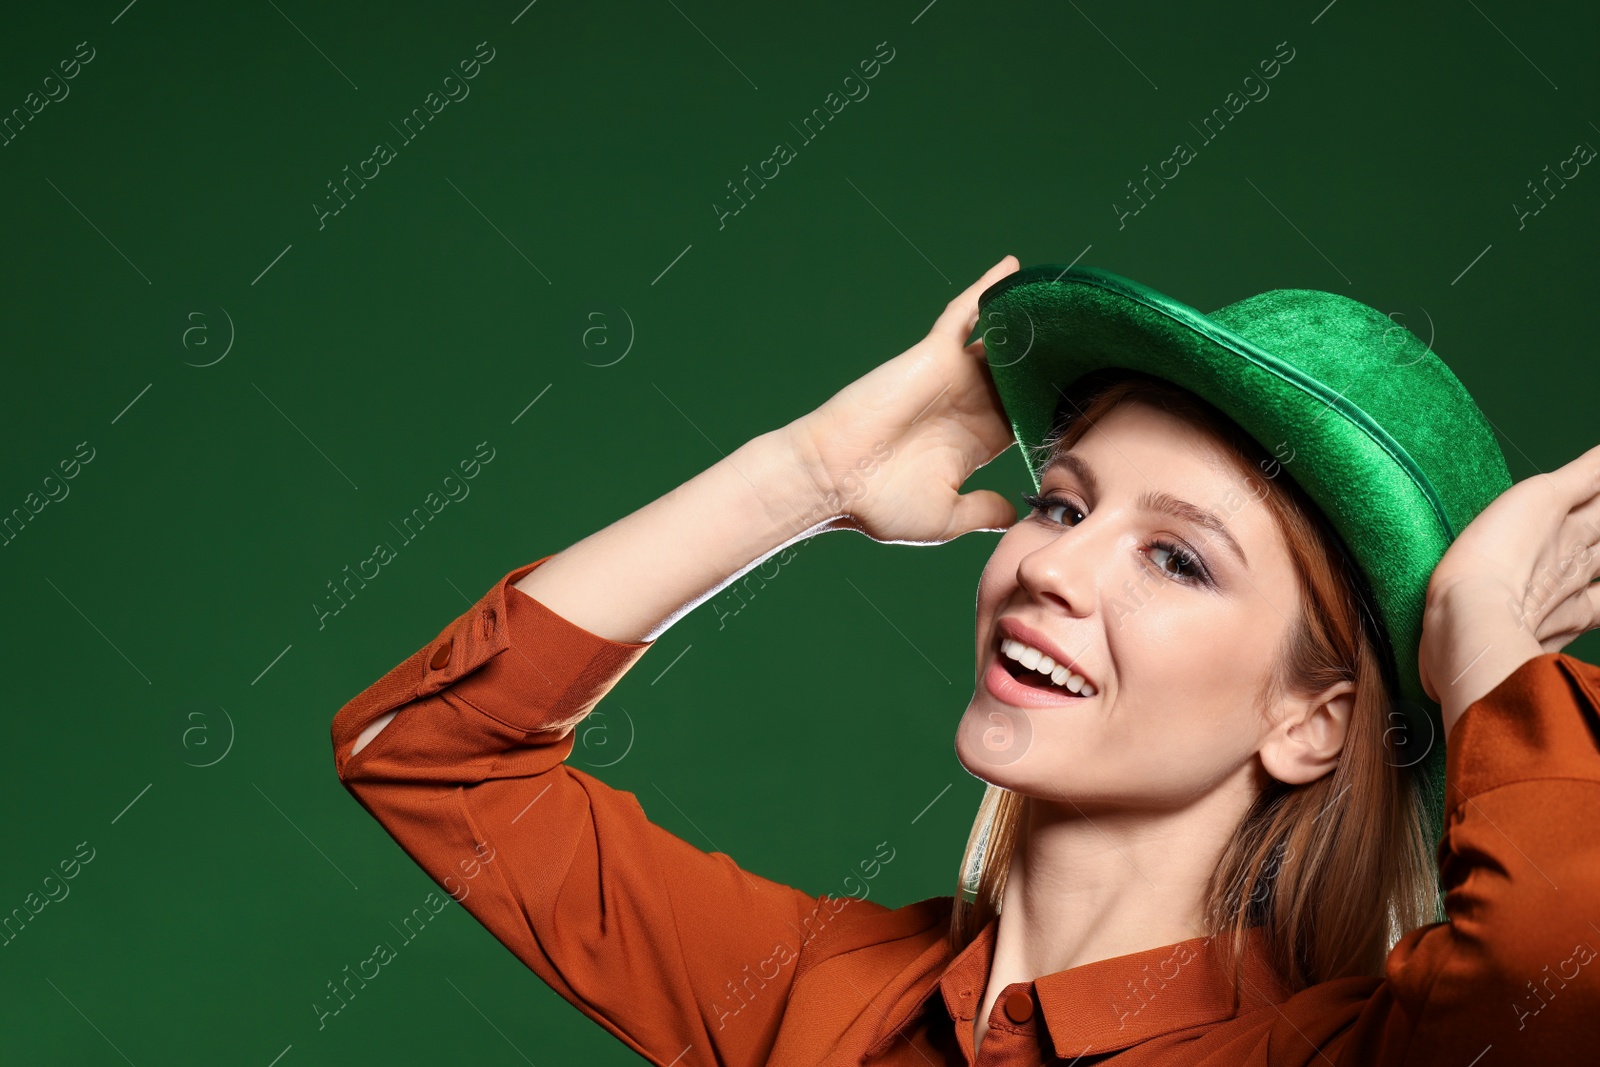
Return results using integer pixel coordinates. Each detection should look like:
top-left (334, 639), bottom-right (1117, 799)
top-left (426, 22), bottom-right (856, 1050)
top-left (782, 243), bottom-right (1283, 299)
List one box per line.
top-left (1003, 989), bottom-right (1034, 1024)
top-left (429, 638), bottom-right (453, 670)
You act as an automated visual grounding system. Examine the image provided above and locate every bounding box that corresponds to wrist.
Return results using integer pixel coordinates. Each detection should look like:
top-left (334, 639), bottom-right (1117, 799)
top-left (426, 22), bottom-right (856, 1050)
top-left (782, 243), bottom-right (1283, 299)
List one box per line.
top-left (1424, 581), bottom-right (1546, 735)
top-left (732, 426), bottom-right (848, 543)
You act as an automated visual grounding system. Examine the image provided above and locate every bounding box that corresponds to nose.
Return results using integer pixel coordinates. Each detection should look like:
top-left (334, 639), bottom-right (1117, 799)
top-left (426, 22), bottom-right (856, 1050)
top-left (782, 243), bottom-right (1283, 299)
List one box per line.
top-left (1014, 514), bottom-right (1120, 619)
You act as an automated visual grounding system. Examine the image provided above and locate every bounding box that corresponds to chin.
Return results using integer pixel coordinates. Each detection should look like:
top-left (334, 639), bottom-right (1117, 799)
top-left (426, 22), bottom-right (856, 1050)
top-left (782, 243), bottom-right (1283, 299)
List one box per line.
top-left (954, 699), bottom-right (1037, 779)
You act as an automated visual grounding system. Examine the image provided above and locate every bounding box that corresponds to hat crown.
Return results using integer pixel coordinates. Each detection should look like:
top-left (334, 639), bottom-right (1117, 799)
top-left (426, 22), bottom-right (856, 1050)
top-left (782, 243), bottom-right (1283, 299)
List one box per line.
top-left (1203, 286), bottom-right (1509, 543)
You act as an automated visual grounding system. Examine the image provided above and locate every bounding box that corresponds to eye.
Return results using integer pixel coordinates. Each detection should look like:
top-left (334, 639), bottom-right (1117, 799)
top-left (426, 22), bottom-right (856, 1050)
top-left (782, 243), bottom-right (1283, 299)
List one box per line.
top-left (1020, 492), bottom-right (1083, 527)
top-left (1146, 540), bottom-right (1209, 584)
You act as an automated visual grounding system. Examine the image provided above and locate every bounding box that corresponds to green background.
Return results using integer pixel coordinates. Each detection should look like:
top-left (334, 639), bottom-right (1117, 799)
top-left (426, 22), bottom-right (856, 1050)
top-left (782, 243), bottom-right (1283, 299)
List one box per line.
top-left (1, 0), bottom-right (1595, 1063)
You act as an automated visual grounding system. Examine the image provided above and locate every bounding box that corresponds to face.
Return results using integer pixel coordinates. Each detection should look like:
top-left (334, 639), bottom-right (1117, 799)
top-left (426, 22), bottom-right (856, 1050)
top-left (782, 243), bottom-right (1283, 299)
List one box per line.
top-left (956, 399), bottom-right (1312, 814)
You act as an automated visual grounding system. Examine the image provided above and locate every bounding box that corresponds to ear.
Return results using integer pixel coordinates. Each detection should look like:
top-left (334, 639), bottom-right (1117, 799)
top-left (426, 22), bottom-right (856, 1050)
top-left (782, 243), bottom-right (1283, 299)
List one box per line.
top-left (1258, 680), bottom-right (1355, 786)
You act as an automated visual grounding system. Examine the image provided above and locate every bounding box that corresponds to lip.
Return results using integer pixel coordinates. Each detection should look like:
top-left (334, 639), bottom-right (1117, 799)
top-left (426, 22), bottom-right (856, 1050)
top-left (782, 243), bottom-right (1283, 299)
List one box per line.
top-left (983, 654), bottom-right (1091, 707)
top-left (992, 617), bottom-right (1097, 692)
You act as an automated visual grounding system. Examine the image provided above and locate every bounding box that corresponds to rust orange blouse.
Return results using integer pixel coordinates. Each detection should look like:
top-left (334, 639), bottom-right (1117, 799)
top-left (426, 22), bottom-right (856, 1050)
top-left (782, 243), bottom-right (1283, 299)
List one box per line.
top-left (330, 555), bottom-right (1600, 1065)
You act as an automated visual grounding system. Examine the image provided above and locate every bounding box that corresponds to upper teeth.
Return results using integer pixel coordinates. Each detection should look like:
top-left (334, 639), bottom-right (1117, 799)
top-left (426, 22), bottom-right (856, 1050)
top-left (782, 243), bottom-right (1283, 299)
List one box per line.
top-left (1001, 638), bottom-right (1096, 696)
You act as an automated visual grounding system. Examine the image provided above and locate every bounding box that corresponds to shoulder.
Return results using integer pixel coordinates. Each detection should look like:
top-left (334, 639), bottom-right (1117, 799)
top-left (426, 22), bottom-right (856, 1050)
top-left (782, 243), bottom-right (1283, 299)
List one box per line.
top-left (792, 894), bottom-right (954, 983)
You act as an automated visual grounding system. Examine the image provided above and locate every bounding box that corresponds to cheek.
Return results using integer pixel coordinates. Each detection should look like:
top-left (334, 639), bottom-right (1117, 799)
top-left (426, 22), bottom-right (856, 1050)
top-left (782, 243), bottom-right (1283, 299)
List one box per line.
top-left (1111, 596), bottom-right (1271, 719)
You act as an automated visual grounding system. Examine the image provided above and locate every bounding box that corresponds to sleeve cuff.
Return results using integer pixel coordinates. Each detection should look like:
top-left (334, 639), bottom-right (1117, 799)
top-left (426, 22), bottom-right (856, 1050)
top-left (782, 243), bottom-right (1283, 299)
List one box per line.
top-left (427, 555), bottom-right (654, 734)
top-left (1444, 652), bottom-right (1600, 818)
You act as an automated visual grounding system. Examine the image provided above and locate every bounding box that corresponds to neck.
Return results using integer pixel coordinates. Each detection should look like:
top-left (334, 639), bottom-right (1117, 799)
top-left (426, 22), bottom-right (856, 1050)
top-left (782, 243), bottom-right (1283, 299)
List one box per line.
top-left (991, 767), bottom-right (1258, 979)
top-left (971, 766), bottom-right (1263, 1060)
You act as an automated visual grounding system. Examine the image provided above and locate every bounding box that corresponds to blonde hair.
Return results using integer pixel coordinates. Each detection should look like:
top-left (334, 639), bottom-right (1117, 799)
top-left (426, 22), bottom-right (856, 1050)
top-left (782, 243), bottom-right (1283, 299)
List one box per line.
top-left (951, 369), bottom-right (1442, 1004)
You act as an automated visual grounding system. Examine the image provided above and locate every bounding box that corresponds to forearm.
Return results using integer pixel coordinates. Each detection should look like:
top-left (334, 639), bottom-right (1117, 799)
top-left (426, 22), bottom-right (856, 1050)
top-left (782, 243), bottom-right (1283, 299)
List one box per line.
top-left (513, 426), bottom-right (836, 644)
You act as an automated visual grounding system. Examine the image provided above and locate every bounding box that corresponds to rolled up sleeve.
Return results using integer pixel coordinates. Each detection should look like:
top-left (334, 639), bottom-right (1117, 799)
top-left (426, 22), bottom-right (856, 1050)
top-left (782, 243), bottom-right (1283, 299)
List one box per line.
top-left (331, 556), bottom-right (829, 1067)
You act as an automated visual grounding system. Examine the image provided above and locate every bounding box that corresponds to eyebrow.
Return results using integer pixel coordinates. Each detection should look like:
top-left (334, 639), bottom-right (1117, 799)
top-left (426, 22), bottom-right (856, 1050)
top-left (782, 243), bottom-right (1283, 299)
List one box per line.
top-left (1044, 451), bottom-right (1250, 567)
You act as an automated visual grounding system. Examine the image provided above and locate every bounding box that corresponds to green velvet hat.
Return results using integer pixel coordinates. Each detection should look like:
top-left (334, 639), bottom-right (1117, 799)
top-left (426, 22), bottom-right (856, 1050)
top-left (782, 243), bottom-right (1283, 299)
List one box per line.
top-left (974, 264), bottom-right (1512, 850)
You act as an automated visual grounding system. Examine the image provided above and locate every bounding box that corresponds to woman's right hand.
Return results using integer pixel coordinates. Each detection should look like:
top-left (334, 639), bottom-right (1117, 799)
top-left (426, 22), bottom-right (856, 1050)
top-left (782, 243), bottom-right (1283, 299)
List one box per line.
top-left (779, 255), bottom-right (1025, 545)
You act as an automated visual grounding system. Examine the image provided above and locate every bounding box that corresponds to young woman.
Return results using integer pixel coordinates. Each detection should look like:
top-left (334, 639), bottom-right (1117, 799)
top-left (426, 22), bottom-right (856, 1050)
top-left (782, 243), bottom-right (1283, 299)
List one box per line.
top-left (331, 256), bottom-right (1600, 1065)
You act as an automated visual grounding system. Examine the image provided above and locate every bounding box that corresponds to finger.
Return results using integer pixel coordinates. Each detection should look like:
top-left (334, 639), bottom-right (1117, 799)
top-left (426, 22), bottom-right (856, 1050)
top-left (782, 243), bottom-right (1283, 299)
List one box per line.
top-left (1534, 579), bottom-right (1600, 650)
top-left (946, 488), bottom-right (1020, 538)
top-left (1530, 534), bottom-right (1600, 628)
top-left (1555, 439), bottom-right (1600, 506)
top-left (1568, 481), bottom-right (1600, 549)
top-left (1580, 579), bottom-right (1600, 636)
top-left (931, 263), bottom-right (1006, 342)
top-left (931, 255), bottom-right (1019, 341)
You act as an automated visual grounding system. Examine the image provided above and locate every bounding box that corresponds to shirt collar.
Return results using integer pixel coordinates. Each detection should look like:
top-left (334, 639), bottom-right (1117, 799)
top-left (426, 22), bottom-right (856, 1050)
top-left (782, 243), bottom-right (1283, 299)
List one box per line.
top-left (865, 911), bottom-right (1292, 1060)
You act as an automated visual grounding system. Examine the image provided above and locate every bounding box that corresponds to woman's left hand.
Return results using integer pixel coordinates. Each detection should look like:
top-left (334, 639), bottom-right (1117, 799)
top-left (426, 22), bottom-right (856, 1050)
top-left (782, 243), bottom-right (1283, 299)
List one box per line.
top-left (1418, 440), bottom-right (1600, 734)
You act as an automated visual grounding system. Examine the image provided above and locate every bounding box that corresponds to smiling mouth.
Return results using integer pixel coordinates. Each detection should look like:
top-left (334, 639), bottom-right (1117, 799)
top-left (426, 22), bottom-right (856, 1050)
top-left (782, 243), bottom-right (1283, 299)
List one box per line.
top-left (995, 636), bottom-right (1093, 696)
top-left (999, 656), bottom-right (1082, 694)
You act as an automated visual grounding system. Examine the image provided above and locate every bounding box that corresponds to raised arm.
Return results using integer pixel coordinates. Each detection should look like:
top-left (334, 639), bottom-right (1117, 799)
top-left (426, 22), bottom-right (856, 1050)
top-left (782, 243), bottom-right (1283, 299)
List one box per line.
top-left (332, 256), bottom-right (1028, 1065)
top-left (348, 425), bottom-right (830, 758)
top-left (351, 251), bottom-right (1028, 757)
